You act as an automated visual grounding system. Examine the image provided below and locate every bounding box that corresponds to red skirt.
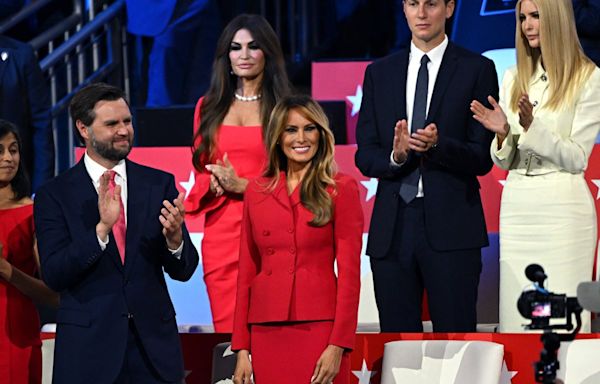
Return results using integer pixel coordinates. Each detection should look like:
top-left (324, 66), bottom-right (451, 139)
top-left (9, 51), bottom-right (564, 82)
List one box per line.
top-left (251, 321), bottom-right (350, 384)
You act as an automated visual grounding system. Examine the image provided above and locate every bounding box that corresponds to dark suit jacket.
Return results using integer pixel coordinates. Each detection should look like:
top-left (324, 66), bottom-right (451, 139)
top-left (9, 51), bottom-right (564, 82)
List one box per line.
top-left (34, 158), bottom-right (199, 384)
top-left (355, 42), bottom-right (498, 258)
top-left (0, 35), bottom-right (53, 191)
top-left (573, 0), bottom-right (600, 67)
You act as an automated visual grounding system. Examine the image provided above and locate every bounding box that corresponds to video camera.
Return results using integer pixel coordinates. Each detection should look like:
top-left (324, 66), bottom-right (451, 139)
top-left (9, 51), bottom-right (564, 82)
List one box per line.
top-left (517, 264), bottom-right (582, 331)
top-left (517, 264), bottom-right (583, 384)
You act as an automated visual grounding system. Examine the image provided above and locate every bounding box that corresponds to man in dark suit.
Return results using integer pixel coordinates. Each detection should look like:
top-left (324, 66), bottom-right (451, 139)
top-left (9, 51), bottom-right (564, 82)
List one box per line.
top-left (0, 35), bottom-right (54, 191)
top-left (355, 0), bottom-right (498, 332)
top-left (34, 83), bottom-right (199, 383)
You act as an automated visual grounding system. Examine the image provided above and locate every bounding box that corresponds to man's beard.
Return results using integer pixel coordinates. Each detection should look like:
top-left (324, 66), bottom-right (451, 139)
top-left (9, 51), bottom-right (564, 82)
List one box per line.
top-left (90, 133), bottom-right (132, 161)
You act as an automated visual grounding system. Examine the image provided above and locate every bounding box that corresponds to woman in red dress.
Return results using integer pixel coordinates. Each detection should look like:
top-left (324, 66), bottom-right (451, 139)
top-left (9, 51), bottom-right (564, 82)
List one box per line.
top-left (232, 95), bottom-right (363, 384)
top-left (0, 120), bottom-right (59, 384)
top-left (185, 14), bottom-right (290, 332)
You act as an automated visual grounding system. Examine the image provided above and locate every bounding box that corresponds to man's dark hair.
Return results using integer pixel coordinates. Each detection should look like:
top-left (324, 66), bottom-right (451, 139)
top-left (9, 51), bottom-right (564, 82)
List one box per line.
top-left (69, 82), bottom-right (128, 144)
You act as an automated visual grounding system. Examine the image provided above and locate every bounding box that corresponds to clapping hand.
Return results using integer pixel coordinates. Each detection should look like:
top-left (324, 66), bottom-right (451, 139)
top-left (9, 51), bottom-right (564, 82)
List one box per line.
top-left (409, 123), bottom-right (438, 153)
top-left (392, 120), bottom-right (411, 163)
top-left (470, 96), bottom-right (509, 137)
top-left (159, 192), bottom-right (185, 250)
top-left (96, 171), bottom-right (122, 240)
top-left (518, 94), bottom-right (534, 131)
top-left (205, 153), bottom-right (248, 194)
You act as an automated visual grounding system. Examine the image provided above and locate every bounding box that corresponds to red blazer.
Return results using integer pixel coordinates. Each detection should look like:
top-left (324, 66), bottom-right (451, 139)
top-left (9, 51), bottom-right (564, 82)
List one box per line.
top-left (231, 172), bottom-right (363, 351)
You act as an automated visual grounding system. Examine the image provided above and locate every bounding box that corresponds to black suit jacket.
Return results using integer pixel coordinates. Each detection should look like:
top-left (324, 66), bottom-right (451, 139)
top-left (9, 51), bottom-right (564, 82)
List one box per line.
top-left (34, 159), bottom-right (199, 383)
top-left (355, 42), bottom-right (499, 258)
top-left (0, 35), bottom-right (53, 190)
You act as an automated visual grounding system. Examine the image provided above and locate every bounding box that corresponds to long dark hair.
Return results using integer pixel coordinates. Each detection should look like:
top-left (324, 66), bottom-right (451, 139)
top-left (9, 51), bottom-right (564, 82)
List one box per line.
top-left (191, 14), bottom-right (290, 170)
top-left (0, 120), bottom-right (30, 200)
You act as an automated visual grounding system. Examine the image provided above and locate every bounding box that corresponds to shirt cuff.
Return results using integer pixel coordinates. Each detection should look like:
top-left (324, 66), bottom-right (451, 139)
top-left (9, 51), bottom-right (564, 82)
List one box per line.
top-left (97, 234), bottom-right (109, 251)
top-left (390, 151), bottom-right (405, 168)
top-left (168, 241), bottom-right (184, 260)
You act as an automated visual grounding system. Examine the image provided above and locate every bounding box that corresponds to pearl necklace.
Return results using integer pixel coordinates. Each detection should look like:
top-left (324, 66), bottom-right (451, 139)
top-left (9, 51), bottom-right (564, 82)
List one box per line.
top-left (234, 92), bottom-right (261, 102)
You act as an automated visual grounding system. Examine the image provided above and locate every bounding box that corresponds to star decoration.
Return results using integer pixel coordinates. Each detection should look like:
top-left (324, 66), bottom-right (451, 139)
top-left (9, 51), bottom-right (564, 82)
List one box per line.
top-left (352, 359), bottom-right (376, 384)
top-left (592, 179), bottom-right (600, 199)
top-left (498, 179), bottom-right (506, 187)
top-left (499, 360), bottom-right (518, 383)
top-left (347, 85), bottom-right (363, 117)
top-left (360, 178), bottom-right (378, 202)
top-left (222, 344), bottom-right (234, 357)
top-left (180, 171), bottom-right (195, 199)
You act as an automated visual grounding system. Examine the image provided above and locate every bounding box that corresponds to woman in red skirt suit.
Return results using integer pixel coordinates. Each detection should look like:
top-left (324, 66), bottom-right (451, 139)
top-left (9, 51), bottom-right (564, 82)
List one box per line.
top-left (0, 121), bottom-right (59, 384)
top-left (232, 95), bottom-right (363, 384)
top-left (185, 14), bottom-right (290, 332)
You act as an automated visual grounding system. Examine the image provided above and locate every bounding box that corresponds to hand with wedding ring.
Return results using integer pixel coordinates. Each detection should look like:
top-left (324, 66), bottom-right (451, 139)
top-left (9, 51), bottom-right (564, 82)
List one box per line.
top-left (408, 123), bottom-right (438, 153)
top-left (205, 152), bottom-right (248, 195)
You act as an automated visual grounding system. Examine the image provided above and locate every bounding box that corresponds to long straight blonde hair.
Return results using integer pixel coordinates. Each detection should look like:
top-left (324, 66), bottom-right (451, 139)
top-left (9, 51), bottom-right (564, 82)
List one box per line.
top-left (264, 95), bottom-right (336, 226)
top-left (510, 0), bottom-right (595, 111)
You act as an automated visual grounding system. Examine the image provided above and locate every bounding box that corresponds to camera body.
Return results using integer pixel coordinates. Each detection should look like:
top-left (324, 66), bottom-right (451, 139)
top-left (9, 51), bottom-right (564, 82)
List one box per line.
top-left (517, 289), bottom-right (574, 330)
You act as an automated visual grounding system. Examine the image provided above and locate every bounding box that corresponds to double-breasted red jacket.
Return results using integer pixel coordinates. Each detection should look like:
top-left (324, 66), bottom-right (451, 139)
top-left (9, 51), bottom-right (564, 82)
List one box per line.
top-left (231, 172), bottom-right (364, 351)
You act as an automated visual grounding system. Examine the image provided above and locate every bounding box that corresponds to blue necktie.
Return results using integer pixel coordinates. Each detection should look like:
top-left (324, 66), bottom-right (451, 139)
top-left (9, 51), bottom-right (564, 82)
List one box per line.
top-left (399, 54), bottom-right (430, 203)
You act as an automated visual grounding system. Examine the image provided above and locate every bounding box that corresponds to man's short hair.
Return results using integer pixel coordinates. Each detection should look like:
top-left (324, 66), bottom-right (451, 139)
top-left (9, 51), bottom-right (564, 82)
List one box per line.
top-left (69, 82), bottom-right (128, 144)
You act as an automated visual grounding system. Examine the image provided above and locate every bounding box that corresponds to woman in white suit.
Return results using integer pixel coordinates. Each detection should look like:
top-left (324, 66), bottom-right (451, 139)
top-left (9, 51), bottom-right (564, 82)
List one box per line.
top-left (471, 0), bottom-right (600, 332)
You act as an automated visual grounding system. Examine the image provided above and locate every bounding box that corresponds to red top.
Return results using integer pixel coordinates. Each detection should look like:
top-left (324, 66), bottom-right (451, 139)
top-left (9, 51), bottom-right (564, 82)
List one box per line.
top-left (0, 204), bottom-right (42, 378)
top-left (184, 97), bottom-right (267, 217)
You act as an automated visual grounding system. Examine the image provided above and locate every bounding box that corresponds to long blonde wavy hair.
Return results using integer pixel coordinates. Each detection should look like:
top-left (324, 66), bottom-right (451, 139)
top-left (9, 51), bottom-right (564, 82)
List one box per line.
top-left (510, 0), bottom-right (595, 111)
top-left (264, 95), bottom-right (336, 226)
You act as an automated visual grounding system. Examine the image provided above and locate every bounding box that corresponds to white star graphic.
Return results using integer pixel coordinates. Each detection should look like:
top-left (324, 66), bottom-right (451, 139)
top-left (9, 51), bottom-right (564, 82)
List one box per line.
top-left (592, 179), bottom-right (600, 199)
top-left (180, 171), bottom-right (195, 199)
top-left (499, 360), bottom-right (518, 383)
top-left (222, 344), bottom-right (234, 357)
top-left (347, 85), bottom-right (363, 117)
top-left (352, 359), bottom-right (376, 384)
top-left (360, 178), bottom-right (378, 202)
top-left (498, 179), bottom-right (506, 187)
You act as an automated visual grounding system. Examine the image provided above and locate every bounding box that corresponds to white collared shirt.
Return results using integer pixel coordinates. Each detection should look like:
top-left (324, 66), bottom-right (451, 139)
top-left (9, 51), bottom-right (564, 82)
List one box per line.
top-left (391, 36), bottom-right (449, 197)
top-left (406, 36), bottom-right (448, 132)
top-left (84, 152), bottom-right (128, 222)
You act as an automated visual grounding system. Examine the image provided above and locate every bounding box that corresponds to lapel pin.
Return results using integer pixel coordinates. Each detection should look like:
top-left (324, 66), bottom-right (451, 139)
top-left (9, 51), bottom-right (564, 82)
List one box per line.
top-left (1, 51), bottom-right (8, 61)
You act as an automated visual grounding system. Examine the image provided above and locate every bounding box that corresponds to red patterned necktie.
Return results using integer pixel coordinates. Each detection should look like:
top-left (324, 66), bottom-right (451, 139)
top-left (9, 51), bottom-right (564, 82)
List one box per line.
top-left (107, 170), bottom-right (126, 263)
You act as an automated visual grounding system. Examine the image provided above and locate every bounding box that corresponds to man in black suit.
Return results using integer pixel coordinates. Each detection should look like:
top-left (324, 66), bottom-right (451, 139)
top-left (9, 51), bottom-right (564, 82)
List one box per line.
top-left (35, 83), bottom-right (199, 383)
top-left (355, 0), bottom-right (498, 332)
top-left (0, 35), bottom-right (53, 190)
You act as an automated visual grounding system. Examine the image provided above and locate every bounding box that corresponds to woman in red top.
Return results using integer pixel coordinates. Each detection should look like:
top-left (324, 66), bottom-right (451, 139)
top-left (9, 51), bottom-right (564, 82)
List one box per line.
top-left (232, 95), bottom-right (363, 384)
top-left (0, 120), bottom-right (59, 384)
top-left (185, 14), bottom-right (291, 332)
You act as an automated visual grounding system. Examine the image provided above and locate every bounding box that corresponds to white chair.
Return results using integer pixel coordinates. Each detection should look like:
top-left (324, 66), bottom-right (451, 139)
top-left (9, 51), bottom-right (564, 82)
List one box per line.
top-left (380, 340), bottom-right (504, 384)
top-left (556, 339), bottom-right (600, 384)
top-left (41, 338), bottom-right (55, 384)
